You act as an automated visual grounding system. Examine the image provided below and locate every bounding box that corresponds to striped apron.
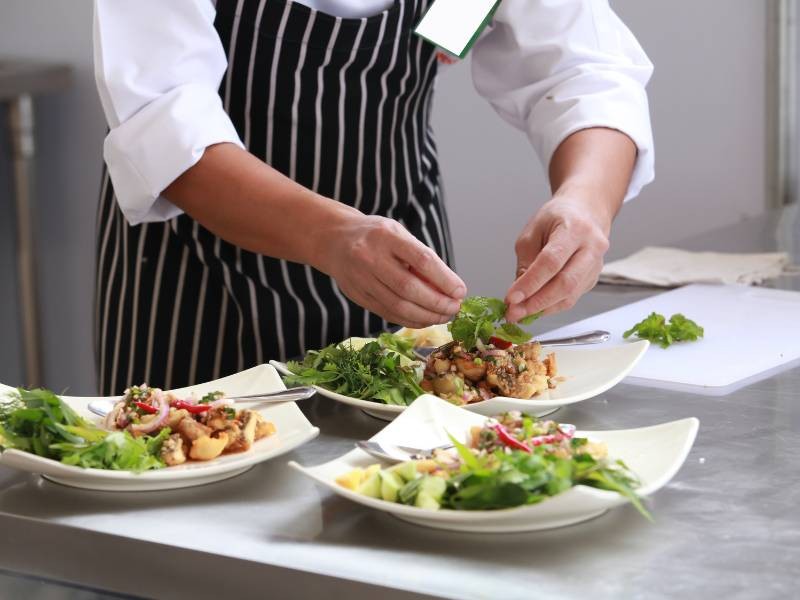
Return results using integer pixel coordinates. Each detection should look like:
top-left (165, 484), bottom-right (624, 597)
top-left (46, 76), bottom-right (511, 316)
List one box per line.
top-left (95, 0), bottom-right (454, 395)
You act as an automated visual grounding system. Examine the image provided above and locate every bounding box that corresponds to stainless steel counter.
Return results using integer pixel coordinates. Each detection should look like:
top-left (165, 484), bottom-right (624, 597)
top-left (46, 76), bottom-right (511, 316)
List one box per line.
top-left (0, 210), bottom-right (798, 600)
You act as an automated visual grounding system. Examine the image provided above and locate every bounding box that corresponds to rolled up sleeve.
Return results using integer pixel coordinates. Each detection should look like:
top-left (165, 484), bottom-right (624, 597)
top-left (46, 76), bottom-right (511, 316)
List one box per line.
top-left (471, 0), bottom-right (655, 201)
top-left (93, 0), bottom-right (244, 225)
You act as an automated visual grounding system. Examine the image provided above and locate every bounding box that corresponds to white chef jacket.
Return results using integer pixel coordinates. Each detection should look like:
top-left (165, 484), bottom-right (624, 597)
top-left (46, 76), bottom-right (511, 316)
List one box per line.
top-left (94, 0), bottom-right (654, 226)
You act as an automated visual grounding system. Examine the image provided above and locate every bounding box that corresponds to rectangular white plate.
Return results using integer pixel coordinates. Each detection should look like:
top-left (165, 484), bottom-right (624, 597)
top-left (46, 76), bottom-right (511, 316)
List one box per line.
top-left (291, 395), bottom-right (698, 532)
top-left (0, 365), bottom-right (319, 491)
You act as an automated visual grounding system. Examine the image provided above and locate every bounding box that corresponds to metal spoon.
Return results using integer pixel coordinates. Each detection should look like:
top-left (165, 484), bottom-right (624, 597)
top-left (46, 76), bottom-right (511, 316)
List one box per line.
top-left (412, 329), bottom-right (610, 360)
top-left (87, 386), bottom-right (317, 418)
top-left (356, 440), bottom-right (454, 463)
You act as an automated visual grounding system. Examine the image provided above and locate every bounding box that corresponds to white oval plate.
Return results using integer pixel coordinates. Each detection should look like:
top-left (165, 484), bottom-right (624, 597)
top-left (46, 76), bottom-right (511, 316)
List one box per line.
top-left (271, 338), bottom-right (649, 421)
top-left (291, 394), bottom-right (699, 532)
top-left (0, 365), bottom-right (319, 491)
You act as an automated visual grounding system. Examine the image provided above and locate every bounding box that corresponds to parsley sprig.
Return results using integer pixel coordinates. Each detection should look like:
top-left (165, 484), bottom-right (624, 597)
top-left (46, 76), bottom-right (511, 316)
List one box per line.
top-left (448, 296), bottom-right (541, 349)
top-left (623, 312), bottom-right (704, 348)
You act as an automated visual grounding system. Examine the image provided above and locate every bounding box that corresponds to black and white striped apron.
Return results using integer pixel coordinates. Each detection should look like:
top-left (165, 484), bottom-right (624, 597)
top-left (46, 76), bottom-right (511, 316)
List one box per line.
top-left (95, 0), bottom-right (454, 396)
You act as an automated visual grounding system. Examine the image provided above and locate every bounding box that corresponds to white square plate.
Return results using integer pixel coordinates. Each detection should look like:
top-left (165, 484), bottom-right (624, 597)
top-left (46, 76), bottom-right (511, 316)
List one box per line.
top-left (291, 395), bottom-right (698, 532)
top-left (0, 365), bottom-right (319, 491)
top-left (271, 338), bottom-right (649, 421)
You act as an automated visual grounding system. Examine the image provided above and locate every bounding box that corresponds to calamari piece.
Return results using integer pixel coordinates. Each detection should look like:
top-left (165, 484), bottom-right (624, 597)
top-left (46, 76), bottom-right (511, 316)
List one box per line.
top-left (189, 433), bottom-right (229, 461)
top-left (160, 433), bottom-right (187, 466)
top-left (177, 417), bottom-right (213, 442)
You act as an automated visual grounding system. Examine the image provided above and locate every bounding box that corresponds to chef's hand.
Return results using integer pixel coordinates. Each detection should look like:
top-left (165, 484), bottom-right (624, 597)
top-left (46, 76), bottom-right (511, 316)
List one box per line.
top-left (504, 128), bottom-right (636, 322)
top-left (317, 214), bottom-right (466, 328)
top-left (504, 197), bottom-right (611, 322)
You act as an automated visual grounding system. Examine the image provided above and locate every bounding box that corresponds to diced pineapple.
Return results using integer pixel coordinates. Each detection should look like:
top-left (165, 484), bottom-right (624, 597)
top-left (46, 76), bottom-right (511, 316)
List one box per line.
top-left (335, 467), bottom-right (365, 490)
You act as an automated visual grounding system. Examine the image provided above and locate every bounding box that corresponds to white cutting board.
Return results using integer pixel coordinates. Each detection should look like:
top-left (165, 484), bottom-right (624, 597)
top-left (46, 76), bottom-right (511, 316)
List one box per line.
top-left (539, 284), bottom-right (800, 395)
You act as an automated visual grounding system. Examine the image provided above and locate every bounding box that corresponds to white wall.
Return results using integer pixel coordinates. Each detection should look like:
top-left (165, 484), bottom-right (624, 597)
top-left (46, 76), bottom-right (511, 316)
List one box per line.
top-left (434, 0), bottom-right (767, 296)
top-left (0, 0), bottom-right (768, 393)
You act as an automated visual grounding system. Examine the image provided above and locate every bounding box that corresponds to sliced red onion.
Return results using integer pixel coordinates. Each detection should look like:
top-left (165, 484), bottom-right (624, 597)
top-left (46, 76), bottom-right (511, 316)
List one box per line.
top-left (209, 398), bottom-right (232, 409)
top-left (129, 390), bottom-right (169, 434)
top-left (558, 424), bottom-right (576, 438)
top-left (483, 349), bottom-right (507, 357)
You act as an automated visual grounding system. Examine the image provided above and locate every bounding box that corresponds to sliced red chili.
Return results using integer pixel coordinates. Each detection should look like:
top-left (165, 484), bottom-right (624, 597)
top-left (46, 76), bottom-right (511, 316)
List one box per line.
top-left (491, 423), bottom-right (532, 453)
top-left (488, 336), bottom-right (513, 350)
top-left (133, 401), bottom-right (158, 414)
top-left (172, 400), bottom-right (211, 414)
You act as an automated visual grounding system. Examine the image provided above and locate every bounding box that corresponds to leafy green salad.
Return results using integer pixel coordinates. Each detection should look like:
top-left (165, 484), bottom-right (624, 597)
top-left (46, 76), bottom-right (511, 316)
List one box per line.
top-left (0, 388), bottom-right (169, 472)
top-left (338, 411), bottom-right (650, 519)
top-left (284, 333), bottom-right (424, 406)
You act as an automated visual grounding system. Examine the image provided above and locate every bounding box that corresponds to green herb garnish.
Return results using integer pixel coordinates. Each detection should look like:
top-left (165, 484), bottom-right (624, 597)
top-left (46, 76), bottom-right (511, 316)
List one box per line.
top-left (448, 296), bottom-right (542, 348)
top-left (0, 388), bottom-right (166, 472)
top-left (284, 339), bottom-right (424, 406)
top-left (199, 391), bottom-right (225, 404)
top-left (623, 312), bottom-right (704, 349)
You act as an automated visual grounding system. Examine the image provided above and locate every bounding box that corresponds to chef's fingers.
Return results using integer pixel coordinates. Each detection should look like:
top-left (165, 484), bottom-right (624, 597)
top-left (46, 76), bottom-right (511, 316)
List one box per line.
top-left (368, 276), bottom-right (454, 328)
top-left (340, 285), bottom-right (429, 330)
top-left (374, 258), bottom-right (462, 317)
top-left (391, 232), bottom-right (466, 301)
top-left (505, 225), bottom-right (580, 320)
top-left (513, 221), bottom-right (546, 279)
top-left (508, 249), bottom-right (596, 319)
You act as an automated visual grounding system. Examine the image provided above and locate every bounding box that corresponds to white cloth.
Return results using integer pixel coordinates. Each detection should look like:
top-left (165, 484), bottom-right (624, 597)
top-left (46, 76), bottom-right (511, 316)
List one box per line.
top-left (600, 246), bottom-right (794, 287)
top-left (93, 0), bottom-right (655, 225)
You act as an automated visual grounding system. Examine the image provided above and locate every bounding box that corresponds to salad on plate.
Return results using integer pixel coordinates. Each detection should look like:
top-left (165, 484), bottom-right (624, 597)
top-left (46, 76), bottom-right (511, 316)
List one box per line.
top-left (0, 385), bottom-right (276, 472)
top-left (337, 410), bottom-right (650, 519)
top-left (282, 296), bottom-right (555, 408)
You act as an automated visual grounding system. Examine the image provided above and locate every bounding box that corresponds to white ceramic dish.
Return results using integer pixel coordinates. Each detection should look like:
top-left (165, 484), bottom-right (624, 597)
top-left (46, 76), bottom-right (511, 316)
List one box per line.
top-left (0, 365), bottom-right (319, 491)
top-left (291, 394), bottom-right (698, 532)
top-left (271, 338), bottom-right (648, 421)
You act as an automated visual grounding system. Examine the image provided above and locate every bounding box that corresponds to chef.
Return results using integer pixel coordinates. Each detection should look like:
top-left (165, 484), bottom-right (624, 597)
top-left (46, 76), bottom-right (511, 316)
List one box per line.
top-left (93, 0), bottom-right (654, 394)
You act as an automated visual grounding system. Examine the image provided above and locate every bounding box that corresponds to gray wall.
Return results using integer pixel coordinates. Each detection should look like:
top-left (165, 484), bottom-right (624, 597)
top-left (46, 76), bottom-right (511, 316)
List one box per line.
top-left (0, 1), bottom-right (104, 393)
top-left (0, 0), bottom-right (769, 393)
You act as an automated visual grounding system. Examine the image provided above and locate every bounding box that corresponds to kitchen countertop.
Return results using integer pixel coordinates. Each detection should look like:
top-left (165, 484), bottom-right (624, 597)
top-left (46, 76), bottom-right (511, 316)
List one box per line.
top-left (0, 208), bottom-right (798, 600)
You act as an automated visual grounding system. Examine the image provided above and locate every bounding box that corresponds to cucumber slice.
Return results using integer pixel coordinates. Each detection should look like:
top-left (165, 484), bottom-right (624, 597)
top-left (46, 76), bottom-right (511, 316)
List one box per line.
top-left (420, 475), bottom-right (447, 502)
top-left (414, 491), bottom-right (441, 510)
top-left (356, 471), bottom-right (382, 498)
top-left (380, 470), bottom-right (403, 502)
top-left (391, 461), bottom-right (418, 483)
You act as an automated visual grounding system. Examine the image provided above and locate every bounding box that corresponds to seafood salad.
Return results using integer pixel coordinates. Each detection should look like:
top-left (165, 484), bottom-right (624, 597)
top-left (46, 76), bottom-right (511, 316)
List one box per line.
top-left (105, 385), bottom-right (276, 465)
top-left (421, 341), bottom-right (557, 405)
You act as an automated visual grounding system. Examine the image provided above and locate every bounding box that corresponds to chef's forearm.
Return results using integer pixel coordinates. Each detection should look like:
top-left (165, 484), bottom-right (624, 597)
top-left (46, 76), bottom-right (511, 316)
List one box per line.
top-left (163, 142), bottom-right (358, 267)
top-left (547, 127), bottom-right (637, 234)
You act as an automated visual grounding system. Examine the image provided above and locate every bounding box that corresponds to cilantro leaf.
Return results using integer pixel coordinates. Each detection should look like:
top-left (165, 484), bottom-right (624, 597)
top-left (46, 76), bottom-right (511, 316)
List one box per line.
top-left (624, 312), bottom-right (704, 348)
top-left (448, 296), bottom-right (541, 349)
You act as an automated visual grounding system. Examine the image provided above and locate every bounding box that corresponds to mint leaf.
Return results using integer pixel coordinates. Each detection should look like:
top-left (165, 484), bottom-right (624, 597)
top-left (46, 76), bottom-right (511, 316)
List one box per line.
top-left (448, 296), bottom-right (542, 349)
top-left (493, 323), bottom-right (533, 345)
top-left (518, 311), bottom-right (543, 326)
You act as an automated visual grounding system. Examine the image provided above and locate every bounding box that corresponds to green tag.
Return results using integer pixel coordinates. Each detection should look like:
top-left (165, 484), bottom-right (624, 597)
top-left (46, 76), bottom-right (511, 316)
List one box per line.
top-left (414, 0), bottom-right (501, 59)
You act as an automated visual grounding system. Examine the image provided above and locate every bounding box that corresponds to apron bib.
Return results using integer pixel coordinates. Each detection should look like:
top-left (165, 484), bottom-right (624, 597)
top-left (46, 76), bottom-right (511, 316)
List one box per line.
top-left (95, 0), bottom-right (454, 395)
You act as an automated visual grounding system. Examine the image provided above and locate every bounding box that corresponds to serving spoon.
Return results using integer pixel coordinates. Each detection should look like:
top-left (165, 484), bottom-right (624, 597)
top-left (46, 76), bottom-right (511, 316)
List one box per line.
top-left (412, 329), bottom-right (610, 360)
top-left (87, 386), bottom-right (317, 419)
